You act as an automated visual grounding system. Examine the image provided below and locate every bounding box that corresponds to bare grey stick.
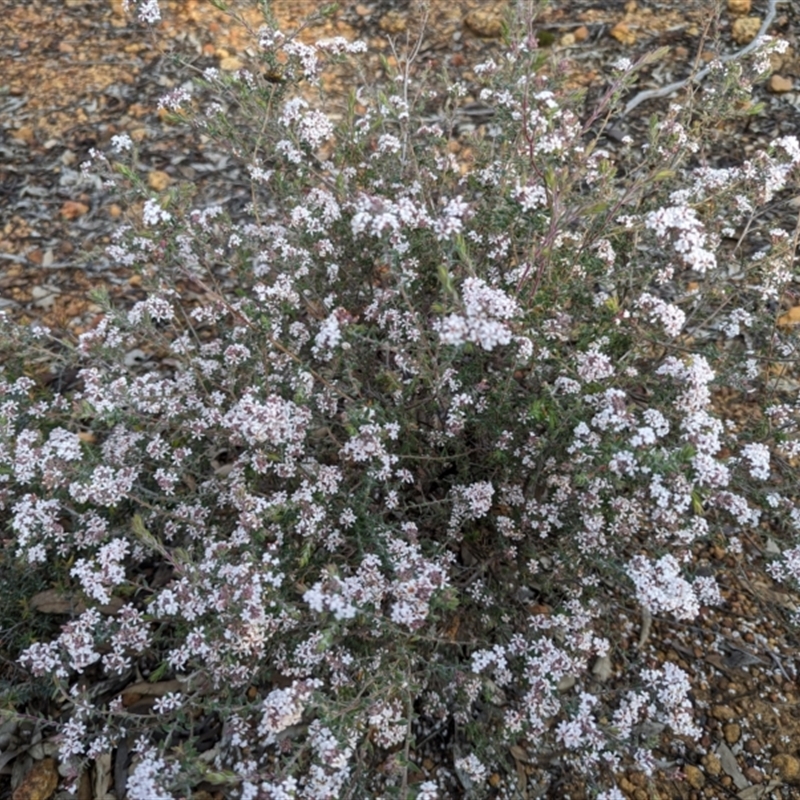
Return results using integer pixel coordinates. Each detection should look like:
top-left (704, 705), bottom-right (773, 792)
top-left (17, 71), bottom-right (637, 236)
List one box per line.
top-left (620, 0), bottom-right (782, 117)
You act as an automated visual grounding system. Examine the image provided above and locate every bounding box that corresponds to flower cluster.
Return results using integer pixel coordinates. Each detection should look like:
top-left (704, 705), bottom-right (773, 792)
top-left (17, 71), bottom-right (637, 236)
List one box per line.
top-left (436, 278), bottom-right (521, 351)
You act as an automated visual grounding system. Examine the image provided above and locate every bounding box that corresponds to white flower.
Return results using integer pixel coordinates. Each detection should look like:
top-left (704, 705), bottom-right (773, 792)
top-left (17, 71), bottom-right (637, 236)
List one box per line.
top-left (455, 753), bottom-right (488, 785)
top-left (132, 0), bottom-right (161, 23)
top-left (258, 680), bottom-right (321, 745)
top-left (110, 134), bottom-right (133, 152)
top-left (312, 312), bottom-right (343, 360)
top-left (126, 751), bottom-right (175, 800)
top-left (157, 86), bottom-right (191, 112)
top-left (627, 554), bottom-right (699, 620)
top-left (576, 344), bottom-right (615, 382)
top-left (636, 292), bottom-right (685, 337)
top-left (153, 692), bottom-right (183, 714)
top-left (142, 199), bottom-right (171, 227)
top-left (436, 278), bottom-right (520, 351)
top-left (741, 442), bottom-right (771, 480)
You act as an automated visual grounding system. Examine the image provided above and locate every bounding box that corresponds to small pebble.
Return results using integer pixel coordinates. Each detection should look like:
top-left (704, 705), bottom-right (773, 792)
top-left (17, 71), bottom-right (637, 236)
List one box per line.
top-left (772, 754), bottom-right (800, 784)
top-left (743, 766), bottom-right (764, 784)
top-left (731, 16), bottom-right (762, 45)
top-left (574, 25), bottom-right (589, 42)
top-left (724, 723), bottom-right (741, 744)
top-left (768, 74), bottom-right (793, 93)
top-left (684, 765), bottom-right (705, 790)
top-left (711, 704), bottom-right (736, 721)
top-left (703, 753), bottom-right (722, 776)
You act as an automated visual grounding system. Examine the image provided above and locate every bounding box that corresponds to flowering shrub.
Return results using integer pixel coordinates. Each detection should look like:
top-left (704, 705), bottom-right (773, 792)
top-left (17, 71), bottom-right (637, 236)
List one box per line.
top-left (3, 1), bottom-right (800, 797)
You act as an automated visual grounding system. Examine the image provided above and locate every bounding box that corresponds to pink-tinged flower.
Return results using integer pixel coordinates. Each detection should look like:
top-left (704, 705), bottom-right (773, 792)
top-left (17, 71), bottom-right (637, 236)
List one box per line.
top-left (436, 278), bottom-right (520, 351)
top-left (141, 199), bottom-right (172, 227)
top-left (642, 662), bottom-right (700, 737)
top-left (223, 392), bottom-right (310, 448)
top-left (158, 86), bottom-right (191, 112)
top-left (627, 554), bottom-right (699, 620)
top-left (153, 692), bottom-right (183, 714)
top-left (740, 442), bottom-right (771, 480)
top-left (576, 344), bottom-right (614, 383)
top-left (126, 750), bottom-right (176, 800)
top-left (258, 679), bottom-right (321, 745)
top-left (636, 292), bottom-right (685, 337)
top-left (645, 205), bottom-right (715, 273)
top-left (455, 753), bottom-right (489, 786)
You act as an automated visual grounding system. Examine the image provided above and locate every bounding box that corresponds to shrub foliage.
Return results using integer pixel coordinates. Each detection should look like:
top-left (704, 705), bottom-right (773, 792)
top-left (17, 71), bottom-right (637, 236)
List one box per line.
top-left (2, 1), bottom-right (800, 797)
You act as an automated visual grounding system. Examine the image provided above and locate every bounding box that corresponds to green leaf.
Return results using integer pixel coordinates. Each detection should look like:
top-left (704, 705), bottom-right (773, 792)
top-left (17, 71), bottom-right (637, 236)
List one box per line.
top-left (535, 29), bottom-right (556, 47)
top-left (437, 264), bottom-right (456, 297)
top-left (582, 201), bottom-right (611, 215)
top-left (202, 769), bottom-right (240, 786)
top-left (453, 234), bottom-right (472, 269)
top-left (298, 538), bottom-right (315, 569)
top-left (148, 661), bottom-right (170, 682)
top-left (315, 627), bottom-right (337, 653)
top-left (131, 515), bottom-right (168, 559)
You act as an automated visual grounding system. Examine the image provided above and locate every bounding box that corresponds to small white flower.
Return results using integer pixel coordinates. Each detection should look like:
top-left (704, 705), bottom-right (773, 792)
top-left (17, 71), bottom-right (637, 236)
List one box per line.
top-left (142, 199), bottom-right (171, 227)
top-left (110, 134), bottom-right (133, 153)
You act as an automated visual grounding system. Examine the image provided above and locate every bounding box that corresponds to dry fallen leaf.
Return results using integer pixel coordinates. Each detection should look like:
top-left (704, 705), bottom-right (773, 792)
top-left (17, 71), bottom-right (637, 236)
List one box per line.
top-left (12, 757), bottom-right (58, 800)
top-left (737, 781), bottom-right (782, 800)
top-left (592, 654), bottom-right (613, 682)
top-left (30, 590), bottom-right (123, 616)
top-left (11, 127), bottom-right (36, 146)
top-left (93, 752), bottom-right (113, 800)
top-left (637, 605), bottom-right (652, 649)
top-left (717, 742), bottom-right (748, 790)
top-left (77, 769), bottom-right (92, 800)
top-left (29, 589), bottom-right (79, 615)
top-left (121, 679), bottom-right (183, 699)
top-left (509, 744), bottom-right (531, 763)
